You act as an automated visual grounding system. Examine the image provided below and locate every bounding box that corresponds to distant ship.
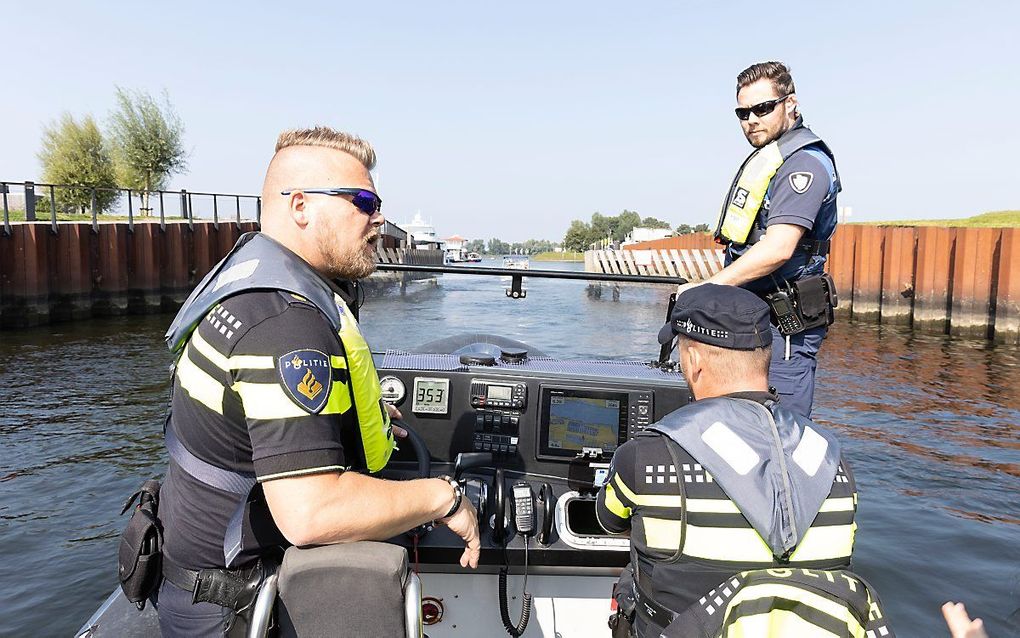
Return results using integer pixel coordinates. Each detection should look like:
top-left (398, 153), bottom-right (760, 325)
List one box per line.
top-left (502, 255), bottom-right (530, 270)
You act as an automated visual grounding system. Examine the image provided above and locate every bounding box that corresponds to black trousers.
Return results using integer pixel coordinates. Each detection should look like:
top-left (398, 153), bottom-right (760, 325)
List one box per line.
top-left (153, 578), bottom-right (232, 638)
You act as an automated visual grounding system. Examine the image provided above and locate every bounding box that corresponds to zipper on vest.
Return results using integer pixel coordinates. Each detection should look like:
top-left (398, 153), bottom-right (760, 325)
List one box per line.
top-left (757, 403), bottom-right (799, 552)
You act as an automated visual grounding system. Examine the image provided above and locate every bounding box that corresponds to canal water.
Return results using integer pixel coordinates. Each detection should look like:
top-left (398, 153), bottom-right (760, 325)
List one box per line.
top-left (1, 261), bottom-right (1017, 637)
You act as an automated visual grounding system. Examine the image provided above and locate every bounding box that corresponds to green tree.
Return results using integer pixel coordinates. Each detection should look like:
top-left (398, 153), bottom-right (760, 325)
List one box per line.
top-left (675, 223), bottom-right (693, 235)
top-left (693, 223), bottom-right (711, 233)
top-left (487, 238), bottom-right (511, 254)
top-left (465, 239), bottom-right (486, 254)
top-left (615, 209), bottom-right (642, 242)
top-left (38, 113), bottom-right (119, 214)
top-left (108, 87), bottom-right (188, 214)
top-left (641, 216), bottom-right (672, 230)
top-left (563, 219), bottom-right (593, 252)
top-left (589, 212), bottom-right (614, 245)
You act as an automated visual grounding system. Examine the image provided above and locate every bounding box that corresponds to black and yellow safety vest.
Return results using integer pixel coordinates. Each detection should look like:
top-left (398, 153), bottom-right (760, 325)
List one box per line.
top-left (660, 568), bottom-right (895, 638)
top-left (164, 232), bottom-right (396, 565)
top-left (601, 397), bottom-right (857, 615)
top-left (714, 124), bottom-right (838, 248)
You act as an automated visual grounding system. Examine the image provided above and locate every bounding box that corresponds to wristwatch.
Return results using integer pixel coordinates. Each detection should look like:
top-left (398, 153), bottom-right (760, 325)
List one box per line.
top-left (436, 475), bottom-right (464, 520)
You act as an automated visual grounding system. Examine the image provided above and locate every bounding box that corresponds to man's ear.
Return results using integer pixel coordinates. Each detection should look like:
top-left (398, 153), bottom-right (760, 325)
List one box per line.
top-left (786, 94), bottom-right (799, 118)
top-left (684, 342), bottom-right (702, 381)
top-left (289, 192), bottom-right (310, 228)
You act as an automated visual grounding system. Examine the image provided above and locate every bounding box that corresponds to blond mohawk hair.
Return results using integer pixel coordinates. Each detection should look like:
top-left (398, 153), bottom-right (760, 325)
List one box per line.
top-left (275, 126), bottom-right (377, 170)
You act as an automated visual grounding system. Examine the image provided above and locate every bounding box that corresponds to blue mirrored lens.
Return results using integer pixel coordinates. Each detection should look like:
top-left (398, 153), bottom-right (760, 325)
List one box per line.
top-left (351, 191), bottom-right (381, 214)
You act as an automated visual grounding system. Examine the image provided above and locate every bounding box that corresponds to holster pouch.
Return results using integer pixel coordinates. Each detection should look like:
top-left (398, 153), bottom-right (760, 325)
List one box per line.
top-left (193, 561), bottom-right (266, 636)
top-left (608, 565), bottom-right (637, 638)
top-left (118, 479), bottom-right (163, 608)
top-left (767, 273), bottom-right (838, 336)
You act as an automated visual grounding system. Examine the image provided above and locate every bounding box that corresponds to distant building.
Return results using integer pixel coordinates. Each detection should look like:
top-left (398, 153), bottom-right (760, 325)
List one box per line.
top-left (380, 220), bottom-right (408, 250)
top-left (443, 234), bottom-right (468, 262)
top-left (398, 212), bottom-right (443, 251)
top-left (620, 226), bottom-right (674, 247)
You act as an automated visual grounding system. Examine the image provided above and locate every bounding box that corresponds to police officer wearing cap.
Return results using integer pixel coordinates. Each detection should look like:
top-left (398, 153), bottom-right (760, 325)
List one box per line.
top-left (678, 61), bottom-right (840, 419)
top-left (153, 127), bottom-right (480, 636)
top-left (596, 284), bottom-right (858, 638)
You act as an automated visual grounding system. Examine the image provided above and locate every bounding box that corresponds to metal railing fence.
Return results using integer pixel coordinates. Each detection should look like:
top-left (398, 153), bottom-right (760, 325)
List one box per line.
top-left (1, 180), bottom-right (261, 236)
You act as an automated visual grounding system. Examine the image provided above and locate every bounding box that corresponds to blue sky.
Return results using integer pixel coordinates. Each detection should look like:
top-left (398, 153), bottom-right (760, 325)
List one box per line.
top-left (2, 1), bottom-right (1018, 241)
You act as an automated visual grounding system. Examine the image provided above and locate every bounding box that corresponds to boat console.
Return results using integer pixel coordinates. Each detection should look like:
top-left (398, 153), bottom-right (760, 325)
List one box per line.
top-left (374, 337), bottom-right (690, 574)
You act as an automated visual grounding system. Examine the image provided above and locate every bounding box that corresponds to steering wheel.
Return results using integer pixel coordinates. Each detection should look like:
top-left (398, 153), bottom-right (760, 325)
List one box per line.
top-left (492, 467), bottom-right (508, 544)
top-left (391, 419), bottom-right (431, 479)
top-left (392, 419), bottom-right (439, 540)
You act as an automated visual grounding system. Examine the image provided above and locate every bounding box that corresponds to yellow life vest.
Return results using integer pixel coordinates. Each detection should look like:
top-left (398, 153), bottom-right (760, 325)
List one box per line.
top-left (714, 125), bottom-right (830, 246)
top-left (334, 295), bottom-right (395, 473)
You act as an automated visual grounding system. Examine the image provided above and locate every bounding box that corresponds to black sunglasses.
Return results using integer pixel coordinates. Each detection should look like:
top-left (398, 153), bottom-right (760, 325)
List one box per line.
top-left (735, 95), bottom-right (791, 121)
top-left (280, 188), bottom-right (383, 215)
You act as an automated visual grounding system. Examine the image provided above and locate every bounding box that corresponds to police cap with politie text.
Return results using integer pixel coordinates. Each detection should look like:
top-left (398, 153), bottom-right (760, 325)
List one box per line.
top-left (657, 283), bottom-right (772, 350)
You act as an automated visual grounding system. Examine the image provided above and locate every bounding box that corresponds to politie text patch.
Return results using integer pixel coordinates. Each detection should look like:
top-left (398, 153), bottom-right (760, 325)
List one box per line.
top-left (278, 349), bottom-right (332, 414)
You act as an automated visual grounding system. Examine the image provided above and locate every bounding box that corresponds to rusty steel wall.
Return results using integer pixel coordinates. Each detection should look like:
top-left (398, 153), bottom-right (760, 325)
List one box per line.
top-left (0, 221), bottom-right (259, 329)
top-left (826, 225), bottom-right (1019, 344)
top-left (622, 225), bottom-right (1019, 343)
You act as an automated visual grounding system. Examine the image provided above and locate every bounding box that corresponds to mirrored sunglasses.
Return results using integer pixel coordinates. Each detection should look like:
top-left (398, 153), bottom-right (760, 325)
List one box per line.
top-left (280, 188), bottom-right (383, 215)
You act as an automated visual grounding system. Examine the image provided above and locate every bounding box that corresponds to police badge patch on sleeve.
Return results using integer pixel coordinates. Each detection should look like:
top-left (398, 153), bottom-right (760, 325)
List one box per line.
top-left (278, 349), bottom-right (332, 413)
top-left (789, 172), bottom-right (814, 194)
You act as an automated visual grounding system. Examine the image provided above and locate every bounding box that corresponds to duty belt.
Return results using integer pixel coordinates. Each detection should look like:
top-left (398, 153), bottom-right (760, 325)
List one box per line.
top-left (632, 579), bottom-right (680, 631)
top-left (798, 238), bottom-right (829, 256)
top-left (163, 557), bottom-right (265, 611)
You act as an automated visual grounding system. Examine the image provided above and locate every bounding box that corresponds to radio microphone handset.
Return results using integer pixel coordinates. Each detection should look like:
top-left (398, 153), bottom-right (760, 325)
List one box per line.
top-left (510, 481), bottom-right (536, 536)
top-left (498, 481), bottom-right (535, 637)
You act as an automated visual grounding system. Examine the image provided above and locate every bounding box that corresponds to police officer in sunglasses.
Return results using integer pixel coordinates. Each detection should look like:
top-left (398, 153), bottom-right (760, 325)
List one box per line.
top-left (150, 127), bottom-right (481, 636)
top-left (676, 61), bottom-right (841, 419)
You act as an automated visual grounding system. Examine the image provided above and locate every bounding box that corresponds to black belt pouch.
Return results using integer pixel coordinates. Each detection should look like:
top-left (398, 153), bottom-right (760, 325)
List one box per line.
top-left (118, 478), bottom-right (163, 606)
top-left (793, 274), bottom-right (836, 331)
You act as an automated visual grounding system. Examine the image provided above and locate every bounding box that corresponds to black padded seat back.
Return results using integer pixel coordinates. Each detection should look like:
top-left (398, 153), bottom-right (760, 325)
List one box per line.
top-left (277, 541), bottom-right (410, 638)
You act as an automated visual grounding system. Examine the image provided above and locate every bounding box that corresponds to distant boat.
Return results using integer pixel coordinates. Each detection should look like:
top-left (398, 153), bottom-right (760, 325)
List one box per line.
top-left (465, 252), bottom-right (482, 262)
top-left (502, 255), bottom-right (530, 270)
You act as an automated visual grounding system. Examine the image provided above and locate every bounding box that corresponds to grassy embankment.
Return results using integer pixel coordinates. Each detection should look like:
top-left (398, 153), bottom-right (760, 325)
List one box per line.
top-left (855, 210), bottom-right (1020, 227)
top-left (532, 251), bottom-right (584, 261)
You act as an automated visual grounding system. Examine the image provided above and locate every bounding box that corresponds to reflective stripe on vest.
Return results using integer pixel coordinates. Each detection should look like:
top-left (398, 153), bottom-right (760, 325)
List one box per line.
top-left (335, 296), bottom-right (394, 472)
top-left (660, 568), bottom-right (894, 638)
top-left (714, 125), bottom-right (833, 246)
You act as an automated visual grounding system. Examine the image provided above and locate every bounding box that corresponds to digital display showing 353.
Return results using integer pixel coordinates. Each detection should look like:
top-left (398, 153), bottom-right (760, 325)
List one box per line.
top-left (412, 377), bottom-right (450, 414)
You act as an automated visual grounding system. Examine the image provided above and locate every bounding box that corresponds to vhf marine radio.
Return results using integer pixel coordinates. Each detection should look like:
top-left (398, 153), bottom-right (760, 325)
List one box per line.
top-left (470, 379), bottom-right (527, 457)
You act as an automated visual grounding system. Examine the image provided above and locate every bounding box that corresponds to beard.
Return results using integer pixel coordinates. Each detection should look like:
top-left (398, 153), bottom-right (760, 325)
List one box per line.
top-left (317, 224), bottom-right (379, 280)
